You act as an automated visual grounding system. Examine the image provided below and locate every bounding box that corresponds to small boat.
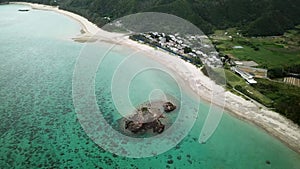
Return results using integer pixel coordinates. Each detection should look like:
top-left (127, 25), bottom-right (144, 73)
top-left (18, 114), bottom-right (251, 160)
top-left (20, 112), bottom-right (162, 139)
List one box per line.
top-left (18, 8), bottom-right (30, 12)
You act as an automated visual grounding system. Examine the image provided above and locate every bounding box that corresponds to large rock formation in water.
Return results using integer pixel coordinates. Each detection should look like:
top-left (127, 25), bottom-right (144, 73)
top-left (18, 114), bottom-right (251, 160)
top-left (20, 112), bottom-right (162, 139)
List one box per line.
top-left (124, 101), bottom-right (176, 134)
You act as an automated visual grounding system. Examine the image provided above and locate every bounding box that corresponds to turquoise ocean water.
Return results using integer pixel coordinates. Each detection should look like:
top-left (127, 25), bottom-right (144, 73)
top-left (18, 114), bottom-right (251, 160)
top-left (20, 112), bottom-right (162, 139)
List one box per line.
top-left (1, 4), bottom-right (300, 169)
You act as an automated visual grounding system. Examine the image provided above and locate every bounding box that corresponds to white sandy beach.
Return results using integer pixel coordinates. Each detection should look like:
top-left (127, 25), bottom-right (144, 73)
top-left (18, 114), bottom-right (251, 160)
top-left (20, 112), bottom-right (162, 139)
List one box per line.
top-left (11, 2), bottom-right (300, 153)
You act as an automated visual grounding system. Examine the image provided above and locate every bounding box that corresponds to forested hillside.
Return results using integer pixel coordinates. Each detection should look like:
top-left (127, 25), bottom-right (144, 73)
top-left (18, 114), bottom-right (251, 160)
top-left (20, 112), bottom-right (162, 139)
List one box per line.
top-left (5, 0), bottom-right (300, 36)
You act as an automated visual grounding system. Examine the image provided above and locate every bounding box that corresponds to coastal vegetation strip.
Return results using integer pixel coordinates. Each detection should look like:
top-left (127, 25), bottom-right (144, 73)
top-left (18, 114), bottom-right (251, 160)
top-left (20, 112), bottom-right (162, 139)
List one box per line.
top-left (215, 69), bottom-right (273, 107)
top-left (254, 79), bottom-right (300, 125)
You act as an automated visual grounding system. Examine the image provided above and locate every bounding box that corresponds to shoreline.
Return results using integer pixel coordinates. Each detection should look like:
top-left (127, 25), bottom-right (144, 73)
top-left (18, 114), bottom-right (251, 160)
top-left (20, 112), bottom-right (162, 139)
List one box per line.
top-left (10, 2), bottom-right (300, 154)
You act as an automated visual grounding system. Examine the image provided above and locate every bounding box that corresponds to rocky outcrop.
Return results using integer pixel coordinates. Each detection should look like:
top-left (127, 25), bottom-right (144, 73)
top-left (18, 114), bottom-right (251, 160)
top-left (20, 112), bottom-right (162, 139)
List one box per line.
top-left (163, 102), bottom-right (176, 113)
top-left (124, 101), bottom-right (176, 134)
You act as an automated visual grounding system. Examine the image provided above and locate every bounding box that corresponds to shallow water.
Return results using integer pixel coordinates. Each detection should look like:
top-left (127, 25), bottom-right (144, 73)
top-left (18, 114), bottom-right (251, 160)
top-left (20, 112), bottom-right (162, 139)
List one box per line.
top-left (0, 4), bottom-right (300, 169)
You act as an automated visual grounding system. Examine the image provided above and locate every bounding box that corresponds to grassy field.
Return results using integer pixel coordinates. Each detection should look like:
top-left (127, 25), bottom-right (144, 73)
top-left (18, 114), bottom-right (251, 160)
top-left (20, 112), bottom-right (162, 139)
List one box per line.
top-left (214, 68), bottom-right (273, 107)
top-left (211, 27), bottom-right (300, 69)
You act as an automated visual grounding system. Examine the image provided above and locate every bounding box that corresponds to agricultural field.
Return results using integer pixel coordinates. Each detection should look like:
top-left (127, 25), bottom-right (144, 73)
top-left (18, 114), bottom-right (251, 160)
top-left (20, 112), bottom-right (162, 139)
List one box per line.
top-left (210, 27), bottom-right (300, 69)
top-left (284, 77), bottom-right (300, 87)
